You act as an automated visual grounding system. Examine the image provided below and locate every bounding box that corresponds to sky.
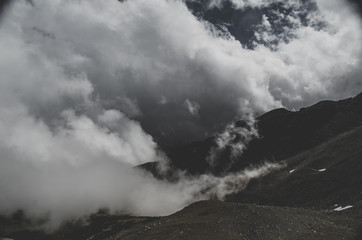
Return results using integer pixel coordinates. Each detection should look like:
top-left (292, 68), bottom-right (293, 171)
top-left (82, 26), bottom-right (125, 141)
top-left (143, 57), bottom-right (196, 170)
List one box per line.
top-left (0, 0), bottom-right (361, 228)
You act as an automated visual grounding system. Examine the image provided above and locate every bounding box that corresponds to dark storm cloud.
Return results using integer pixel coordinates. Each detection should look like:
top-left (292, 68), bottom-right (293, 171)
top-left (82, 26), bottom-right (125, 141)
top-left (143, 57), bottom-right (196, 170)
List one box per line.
top-left (0, 0), bottom-right (361, 228)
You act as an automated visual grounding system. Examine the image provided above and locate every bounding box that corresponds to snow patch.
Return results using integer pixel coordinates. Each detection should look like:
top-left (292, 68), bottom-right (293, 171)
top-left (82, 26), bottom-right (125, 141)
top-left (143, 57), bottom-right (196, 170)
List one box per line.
top-left (333, 205), bottom-right (353, 211)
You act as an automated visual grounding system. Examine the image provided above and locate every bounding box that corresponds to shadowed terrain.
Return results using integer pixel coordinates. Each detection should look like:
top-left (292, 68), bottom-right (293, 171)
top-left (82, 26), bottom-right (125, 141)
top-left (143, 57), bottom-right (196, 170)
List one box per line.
top-left (229, 125), bottom-right (362, 213)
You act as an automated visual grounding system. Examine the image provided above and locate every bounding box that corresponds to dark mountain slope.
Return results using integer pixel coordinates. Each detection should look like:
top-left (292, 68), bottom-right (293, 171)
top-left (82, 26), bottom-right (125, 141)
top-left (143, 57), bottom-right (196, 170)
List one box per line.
top-left (134, 118), bottom-right (362, 240)
top-left (229, 125), bottom-right (362, 218)
top-left (166, 92), bottom-right (362, 175)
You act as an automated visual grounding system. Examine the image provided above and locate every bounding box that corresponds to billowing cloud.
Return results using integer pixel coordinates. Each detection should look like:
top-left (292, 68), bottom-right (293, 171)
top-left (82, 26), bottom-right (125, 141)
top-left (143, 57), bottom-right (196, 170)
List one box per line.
top-left (0, 0), bottom-right (361, 229)
top-left (2, 0), bottom-right (361, 145)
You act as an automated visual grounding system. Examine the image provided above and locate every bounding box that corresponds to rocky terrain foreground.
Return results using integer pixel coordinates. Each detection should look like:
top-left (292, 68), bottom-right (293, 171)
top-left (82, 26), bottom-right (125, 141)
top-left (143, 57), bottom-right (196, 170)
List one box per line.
top-left (1, 200), bottom-right (360, 240)
top-left (104, 200), bottom-right (361, 240)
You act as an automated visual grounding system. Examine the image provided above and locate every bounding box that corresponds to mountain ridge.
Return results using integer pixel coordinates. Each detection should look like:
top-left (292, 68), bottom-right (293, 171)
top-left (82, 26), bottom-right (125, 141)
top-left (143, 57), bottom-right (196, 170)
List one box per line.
top-left (163, 92), bottom-right (362, 175)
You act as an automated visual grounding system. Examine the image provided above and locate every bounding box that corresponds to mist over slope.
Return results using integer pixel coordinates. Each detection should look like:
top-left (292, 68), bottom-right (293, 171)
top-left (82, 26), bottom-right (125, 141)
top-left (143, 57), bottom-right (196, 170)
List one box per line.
top-left (164, 92), bottom-right (362, 175)
top-left (0, 0), bottom-right (361, 230)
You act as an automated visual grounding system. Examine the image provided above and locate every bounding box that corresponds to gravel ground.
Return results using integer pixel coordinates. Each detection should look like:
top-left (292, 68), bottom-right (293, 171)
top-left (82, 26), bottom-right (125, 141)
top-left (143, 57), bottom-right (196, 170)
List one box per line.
top-left (103, 201), bottom-right (360, 240)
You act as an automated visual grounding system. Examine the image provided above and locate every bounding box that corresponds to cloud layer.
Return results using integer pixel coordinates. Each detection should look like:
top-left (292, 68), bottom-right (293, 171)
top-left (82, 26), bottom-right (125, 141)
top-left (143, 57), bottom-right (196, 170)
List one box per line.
top-left (0, 0), bottom-right (361, 228)
top-left (3, 0), bottom-right (361, 144)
